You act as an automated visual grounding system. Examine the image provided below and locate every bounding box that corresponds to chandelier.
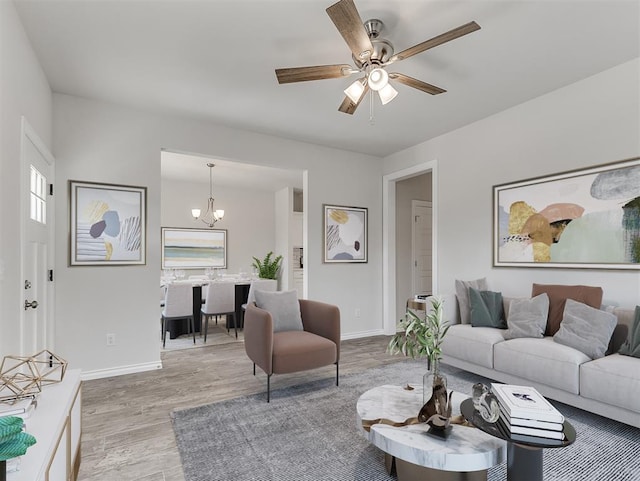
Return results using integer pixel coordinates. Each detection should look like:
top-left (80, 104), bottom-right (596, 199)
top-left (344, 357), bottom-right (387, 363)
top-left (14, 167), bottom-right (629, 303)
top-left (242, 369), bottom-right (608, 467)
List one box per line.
top-left (191, 163), bottom-right (224, 228)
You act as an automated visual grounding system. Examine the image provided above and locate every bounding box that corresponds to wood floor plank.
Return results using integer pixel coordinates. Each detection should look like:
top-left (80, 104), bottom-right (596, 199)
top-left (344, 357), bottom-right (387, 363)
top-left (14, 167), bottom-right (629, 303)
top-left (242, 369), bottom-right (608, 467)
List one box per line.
top-left (77, 335), bottom-right (399, 480)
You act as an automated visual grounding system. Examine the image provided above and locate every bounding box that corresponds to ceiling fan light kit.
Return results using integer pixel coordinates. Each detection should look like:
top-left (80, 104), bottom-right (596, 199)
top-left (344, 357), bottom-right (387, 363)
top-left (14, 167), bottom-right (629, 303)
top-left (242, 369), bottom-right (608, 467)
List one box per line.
top-left (274, 0), bottom-right (480, 116)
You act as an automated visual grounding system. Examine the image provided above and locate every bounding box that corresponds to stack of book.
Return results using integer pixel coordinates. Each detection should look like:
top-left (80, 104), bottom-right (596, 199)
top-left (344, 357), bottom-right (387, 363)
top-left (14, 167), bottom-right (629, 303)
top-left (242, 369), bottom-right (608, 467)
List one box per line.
top-left (491, 383), bottom-right (565, 445)
top-left (0, 396), bottom-right (37, 420)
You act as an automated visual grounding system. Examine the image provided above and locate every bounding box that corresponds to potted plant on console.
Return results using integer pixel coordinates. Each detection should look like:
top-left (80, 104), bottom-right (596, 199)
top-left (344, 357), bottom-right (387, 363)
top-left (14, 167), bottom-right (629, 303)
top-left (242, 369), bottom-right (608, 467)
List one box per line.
top-left (251, 251), bottom-right (283, 280)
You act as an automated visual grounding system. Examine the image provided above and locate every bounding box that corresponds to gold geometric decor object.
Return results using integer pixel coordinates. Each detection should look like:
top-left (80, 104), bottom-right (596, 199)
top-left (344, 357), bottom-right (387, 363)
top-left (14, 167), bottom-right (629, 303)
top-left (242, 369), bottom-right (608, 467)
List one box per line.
top-left (0, 350), bottom-right (67, 402)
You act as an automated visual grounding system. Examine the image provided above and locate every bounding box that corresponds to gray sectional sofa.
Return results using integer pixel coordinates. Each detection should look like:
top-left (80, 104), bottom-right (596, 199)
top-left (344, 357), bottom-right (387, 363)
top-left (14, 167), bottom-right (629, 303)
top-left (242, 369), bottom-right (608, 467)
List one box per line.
top-left (439, 294), bottom-right (640, 428)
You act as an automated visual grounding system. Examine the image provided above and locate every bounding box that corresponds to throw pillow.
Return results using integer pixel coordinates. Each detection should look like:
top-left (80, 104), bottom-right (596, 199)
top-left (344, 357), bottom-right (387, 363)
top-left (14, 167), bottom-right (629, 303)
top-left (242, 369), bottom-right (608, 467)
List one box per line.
top-left (531, 283), bottom-right (603, 336)
top-left (503, 293), bottom-right (549, 340)
top-left (455, 277), bottom-right (488, 324)
top-left (469, 287), bottom-right (507, 329)
top-left (254, 290), bottom-right (303, 333)
top-left (619, 306), bottom-right (640, 358)
top-left (553, 299), bottom-right (618, 360)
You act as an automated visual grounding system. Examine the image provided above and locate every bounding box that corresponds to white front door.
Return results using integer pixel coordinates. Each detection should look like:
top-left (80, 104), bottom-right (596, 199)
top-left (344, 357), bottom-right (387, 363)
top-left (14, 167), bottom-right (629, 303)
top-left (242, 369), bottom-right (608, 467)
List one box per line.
top-left (412, 200), bottom-right (432, 296)
top-left (21, 118), bottom-right (55, 355)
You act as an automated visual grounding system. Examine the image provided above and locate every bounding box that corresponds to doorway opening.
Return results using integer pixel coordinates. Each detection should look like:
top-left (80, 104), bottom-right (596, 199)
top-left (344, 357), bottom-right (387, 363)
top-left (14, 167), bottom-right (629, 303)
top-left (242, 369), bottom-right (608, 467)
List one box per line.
top-left (382, 160), bottom-right (437, 334)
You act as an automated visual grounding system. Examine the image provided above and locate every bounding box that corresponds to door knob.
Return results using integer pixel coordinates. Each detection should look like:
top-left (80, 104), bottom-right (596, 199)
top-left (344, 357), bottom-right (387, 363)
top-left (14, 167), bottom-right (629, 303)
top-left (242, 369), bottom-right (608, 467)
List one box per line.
top-left (24, 300), bottom-right (38, 310)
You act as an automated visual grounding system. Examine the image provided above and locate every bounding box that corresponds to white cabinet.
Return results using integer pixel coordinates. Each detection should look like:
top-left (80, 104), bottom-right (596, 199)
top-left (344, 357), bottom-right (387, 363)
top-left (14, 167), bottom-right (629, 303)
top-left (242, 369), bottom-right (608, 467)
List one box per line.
top-left (9, 369), bottom-right (82, 481)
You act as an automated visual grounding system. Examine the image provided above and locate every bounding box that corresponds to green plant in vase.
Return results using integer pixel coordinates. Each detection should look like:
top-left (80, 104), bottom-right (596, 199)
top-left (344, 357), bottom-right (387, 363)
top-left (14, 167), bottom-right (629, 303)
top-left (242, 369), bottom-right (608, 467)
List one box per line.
top-left (251, 251), bottom-right (283, 280)
top-left (387, 296), bottom-right (451, 428)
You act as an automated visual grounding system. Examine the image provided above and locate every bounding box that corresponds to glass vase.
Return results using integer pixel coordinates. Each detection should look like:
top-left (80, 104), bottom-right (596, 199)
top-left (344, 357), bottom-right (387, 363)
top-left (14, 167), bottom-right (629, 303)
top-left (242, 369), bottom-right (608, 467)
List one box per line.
top-left (422, 358), bottom-right (448, 408)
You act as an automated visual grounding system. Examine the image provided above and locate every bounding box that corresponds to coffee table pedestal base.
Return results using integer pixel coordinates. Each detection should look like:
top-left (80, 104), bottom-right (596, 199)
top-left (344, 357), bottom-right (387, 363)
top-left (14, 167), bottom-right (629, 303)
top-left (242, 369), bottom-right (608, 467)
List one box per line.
top-left (507, 444), bottom-right (543, 481)
top-left (385, 454), bottom-right (487, 481)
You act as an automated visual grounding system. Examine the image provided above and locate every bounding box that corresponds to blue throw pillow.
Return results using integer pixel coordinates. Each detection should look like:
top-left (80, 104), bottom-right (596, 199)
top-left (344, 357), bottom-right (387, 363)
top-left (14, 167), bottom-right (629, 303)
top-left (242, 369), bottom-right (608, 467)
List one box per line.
top-left (469, 287), bottom-right (506, 329)
top-left (619, 306), bottom-right (640, 358)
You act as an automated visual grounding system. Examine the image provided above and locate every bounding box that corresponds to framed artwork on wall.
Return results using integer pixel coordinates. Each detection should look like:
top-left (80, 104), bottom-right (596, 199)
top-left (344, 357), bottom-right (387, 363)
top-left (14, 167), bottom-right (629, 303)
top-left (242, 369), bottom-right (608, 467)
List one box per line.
top-left (493, 156), bottom-right (640, 269)
top-left (323, 204), bottom-right (367, 263)
top-left (161, 227), bottom-right (227, 269)
top-left (69, 180), bottom-right (147, 266)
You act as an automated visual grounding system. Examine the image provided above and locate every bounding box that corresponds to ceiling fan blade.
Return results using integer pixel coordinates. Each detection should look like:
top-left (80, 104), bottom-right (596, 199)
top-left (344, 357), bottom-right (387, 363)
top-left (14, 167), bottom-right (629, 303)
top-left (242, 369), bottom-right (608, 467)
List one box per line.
top-left (338, 84), bottom-right (370, 115)
top-left (275, 64), bottom-right (353, 84)
top-left (390, 21), bottom-right (481, 63)
top-left (389, 73), bottom-right (446, 95)
top-left (326, 0), bottom-right (374, 62)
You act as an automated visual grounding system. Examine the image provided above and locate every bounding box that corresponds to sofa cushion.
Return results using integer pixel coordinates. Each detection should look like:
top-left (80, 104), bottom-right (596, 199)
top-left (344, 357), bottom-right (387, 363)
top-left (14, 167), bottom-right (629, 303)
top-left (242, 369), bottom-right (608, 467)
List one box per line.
top-left (442, 324), bottom-right (505, 369)
top-left (553, 299), bottom-right (617, 360)
top-left (494, 337), bottom-right (590, 394)
top-left (469, 288), bottom-right (506, 329)
top-left (503, 293), bottom-right (549, 340)
top-left (580, 354), bottom-right (640, 413)
top-left (455, 277), bottom-right (488, 324)
top-left (531, 283), bottom-right (603, 336)
top-left (254, 290), bottom-right (303, 333)
top-left (619, 306), bottom-right (640, 358)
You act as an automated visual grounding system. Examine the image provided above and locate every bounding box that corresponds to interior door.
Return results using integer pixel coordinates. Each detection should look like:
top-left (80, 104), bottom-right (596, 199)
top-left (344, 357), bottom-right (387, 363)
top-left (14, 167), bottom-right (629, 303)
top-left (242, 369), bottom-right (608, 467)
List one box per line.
top-left (412, 200), bottom-right (432, 296)
top-left (21, 118), bottom-right (55, 355)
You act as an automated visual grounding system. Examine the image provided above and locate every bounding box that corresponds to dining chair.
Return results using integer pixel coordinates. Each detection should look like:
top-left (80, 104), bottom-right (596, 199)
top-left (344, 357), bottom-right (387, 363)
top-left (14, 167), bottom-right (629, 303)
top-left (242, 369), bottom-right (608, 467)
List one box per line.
top-left (201, 281), bottom-right (237, 341)
top-left (242, 279), bottom-right (278, 323)
top-left (161, 283), bottom-right (195, 348)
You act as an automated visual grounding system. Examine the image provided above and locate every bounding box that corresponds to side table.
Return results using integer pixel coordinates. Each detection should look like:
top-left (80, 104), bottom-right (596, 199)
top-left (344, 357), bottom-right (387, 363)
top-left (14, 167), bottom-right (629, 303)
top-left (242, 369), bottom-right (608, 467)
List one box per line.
top-left (460, 398), bottom-right (576, 481)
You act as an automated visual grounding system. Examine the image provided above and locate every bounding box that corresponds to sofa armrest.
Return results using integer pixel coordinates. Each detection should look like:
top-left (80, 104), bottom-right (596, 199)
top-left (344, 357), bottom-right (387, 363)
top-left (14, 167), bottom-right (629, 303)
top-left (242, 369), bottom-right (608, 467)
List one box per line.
top-left (244, 303), bottom-right (274, 375)
top-left (299, 299), bottom-right (341, 361)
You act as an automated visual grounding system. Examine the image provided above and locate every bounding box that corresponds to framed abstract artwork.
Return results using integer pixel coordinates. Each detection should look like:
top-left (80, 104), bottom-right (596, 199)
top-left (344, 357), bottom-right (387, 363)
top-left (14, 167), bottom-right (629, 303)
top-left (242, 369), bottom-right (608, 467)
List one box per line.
top-left (161, 227), bottom-right (227, 269)
top-left (493, 157), bottom-right (640, 269)
top-left (69, 180), bottom-right (146, 266)
top-left (323, 204), bottom-right (367, 263)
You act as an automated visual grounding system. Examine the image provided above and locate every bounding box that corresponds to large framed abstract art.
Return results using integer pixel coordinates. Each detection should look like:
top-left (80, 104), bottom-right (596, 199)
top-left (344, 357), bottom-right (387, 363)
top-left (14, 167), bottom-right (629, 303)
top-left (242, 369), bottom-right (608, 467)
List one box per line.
top-left (493, 157), bottom-right (640, 269)
top-left (323, 204), bottom-right (367, 263)
top-left (69, 180), bottom-right (146, 266)
top-left (161, 227), bottom-right (227, 269)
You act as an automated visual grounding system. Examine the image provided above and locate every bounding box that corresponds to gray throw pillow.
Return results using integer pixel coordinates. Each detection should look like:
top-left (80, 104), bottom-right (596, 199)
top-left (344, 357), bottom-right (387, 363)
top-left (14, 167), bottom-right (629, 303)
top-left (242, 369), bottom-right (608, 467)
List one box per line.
top-left (619, 306), bottom-right (640, 358)
top-left (254, 290), bottom-right (303, 333)
top-left (504, 293), bottom-right (549, 340)
top-left (469, 287), bottom-right (506, 329)
top-left (553, 299), bottom-right (618, 359)
top-left (455, 277), bottom-right (488, 324)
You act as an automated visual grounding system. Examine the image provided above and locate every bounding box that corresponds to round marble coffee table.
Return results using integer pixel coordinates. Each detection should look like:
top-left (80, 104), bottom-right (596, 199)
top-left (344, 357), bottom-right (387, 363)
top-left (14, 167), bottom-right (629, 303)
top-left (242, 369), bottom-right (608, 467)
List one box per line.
top-left (356, 385), bottom-right (506, 481)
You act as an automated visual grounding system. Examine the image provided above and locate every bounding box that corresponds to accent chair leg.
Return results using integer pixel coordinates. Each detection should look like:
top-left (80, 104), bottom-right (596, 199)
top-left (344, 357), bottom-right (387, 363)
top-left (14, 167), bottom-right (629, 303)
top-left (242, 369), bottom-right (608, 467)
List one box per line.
top-left (336, 362), bottom-right (339, 386)
top-left (267, 374), bottom-right (271, 403)
top-left (253, 363), bottom-right (256, 376)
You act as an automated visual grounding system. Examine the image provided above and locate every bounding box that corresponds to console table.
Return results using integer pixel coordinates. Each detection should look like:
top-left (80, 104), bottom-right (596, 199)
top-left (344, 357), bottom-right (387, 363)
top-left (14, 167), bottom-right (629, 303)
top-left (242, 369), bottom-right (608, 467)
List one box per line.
top-left (8, 369), bottom-right (82, 481)
top-left (356, 385), bottom-right (506, 481)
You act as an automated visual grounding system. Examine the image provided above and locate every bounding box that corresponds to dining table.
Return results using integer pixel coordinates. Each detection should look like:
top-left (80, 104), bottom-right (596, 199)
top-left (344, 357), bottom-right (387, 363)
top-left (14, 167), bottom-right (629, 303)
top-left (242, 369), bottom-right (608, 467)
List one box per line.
top-left (161, 276), bottom-right (254, 339)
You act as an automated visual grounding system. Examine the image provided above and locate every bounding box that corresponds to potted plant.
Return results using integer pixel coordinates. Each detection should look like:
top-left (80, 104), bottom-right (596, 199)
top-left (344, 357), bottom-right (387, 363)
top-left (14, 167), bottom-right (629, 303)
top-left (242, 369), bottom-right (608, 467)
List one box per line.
top-left (387, 296), bottom-right (450, 406)
top-left (251, 251), bottom-right (283, 280)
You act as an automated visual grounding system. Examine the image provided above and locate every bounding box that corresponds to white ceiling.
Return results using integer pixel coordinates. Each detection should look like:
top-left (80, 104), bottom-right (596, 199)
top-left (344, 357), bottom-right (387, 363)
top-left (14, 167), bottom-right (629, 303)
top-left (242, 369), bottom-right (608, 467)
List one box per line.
top-left (161, 150), bottom-right (303, 191)
top-left (14, 0), bottom-right (640, 161)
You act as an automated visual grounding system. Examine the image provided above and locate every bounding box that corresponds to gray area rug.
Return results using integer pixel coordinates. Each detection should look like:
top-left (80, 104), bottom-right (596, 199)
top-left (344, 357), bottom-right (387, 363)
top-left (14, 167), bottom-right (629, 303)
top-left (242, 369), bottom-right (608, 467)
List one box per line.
top-left (171, 360), bottom-right (640, 481)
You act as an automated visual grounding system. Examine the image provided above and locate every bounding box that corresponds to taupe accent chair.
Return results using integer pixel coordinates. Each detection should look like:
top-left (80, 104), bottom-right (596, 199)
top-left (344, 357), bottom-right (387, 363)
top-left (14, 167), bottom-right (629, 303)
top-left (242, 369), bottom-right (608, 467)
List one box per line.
top-left (201, 281), bottom-right (236, 341)
top-left (244, 299), bottom-right (341, 402)
top-left (161, 283), bottom-right (195, 348)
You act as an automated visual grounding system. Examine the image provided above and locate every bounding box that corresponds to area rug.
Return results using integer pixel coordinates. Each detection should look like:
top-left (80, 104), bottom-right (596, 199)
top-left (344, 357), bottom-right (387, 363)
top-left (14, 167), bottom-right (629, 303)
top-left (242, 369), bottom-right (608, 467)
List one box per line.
top-left (171, 360), bottom-right (640, 481)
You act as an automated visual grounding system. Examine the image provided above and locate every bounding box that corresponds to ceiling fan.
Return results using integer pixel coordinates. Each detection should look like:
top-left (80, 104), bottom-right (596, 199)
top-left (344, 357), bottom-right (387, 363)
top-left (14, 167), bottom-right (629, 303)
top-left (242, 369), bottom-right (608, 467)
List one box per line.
top-left (275, 0), bottom-right (481, 115)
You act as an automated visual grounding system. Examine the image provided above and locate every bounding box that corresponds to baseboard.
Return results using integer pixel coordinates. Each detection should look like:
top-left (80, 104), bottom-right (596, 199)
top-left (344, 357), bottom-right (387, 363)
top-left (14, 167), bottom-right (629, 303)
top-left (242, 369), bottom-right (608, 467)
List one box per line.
top-left (341, 329), bottom-right (386, 340)
top-left (81, 361), bottom-right (163, 381)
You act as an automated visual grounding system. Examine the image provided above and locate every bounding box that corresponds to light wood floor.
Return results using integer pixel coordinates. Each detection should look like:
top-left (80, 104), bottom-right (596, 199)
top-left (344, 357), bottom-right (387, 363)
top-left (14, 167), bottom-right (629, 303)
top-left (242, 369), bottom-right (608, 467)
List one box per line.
top-left (77, 334), bottom-right (402, 481)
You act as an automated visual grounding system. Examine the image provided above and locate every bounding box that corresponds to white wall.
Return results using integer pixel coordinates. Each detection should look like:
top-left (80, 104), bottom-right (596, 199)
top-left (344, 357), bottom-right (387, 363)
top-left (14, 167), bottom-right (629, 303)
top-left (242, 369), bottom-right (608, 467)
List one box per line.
top-left (161, 178), bottom-right (276, 274)
top-left (0, 2), bottom-right (52, 358)
top-left (53, 94), bottom-right (383, 377)
top-left (384, 59), bottom-right (640, 311)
